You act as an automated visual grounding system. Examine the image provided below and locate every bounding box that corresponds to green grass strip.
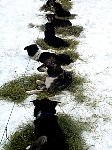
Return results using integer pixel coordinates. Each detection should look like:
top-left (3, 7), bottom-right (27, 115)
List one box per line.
top-left (3, 114), bottom-right (88, 150)
top-left (36, 38), bottom-right (79, 51)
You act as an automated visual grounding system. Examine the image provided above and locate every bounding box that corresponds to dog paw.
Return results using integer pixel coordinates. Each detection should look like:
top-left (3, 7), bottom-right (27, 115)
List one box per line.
top-left (36, 80), bottom-right (41, 84)
top-left (26, 91), bottom-right (32, 94)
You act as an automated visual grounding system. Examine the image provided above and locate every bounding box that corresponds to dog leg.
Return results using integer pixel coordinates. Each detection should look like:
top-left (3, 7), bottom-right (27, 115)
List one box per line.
top-left (36, 80), bottom-right (44, 85)
top-left (26, 89), bottom-right (43, 95)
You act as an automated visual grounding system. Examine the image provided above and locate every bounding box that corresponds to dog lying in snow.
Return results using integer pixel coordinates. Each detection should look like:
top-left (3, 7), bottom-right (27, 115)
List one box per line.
top-left (26, 56), bottom-right (72, 94)
top-left (46, 13), bottom-right (72, 27)
top-left (24, 44), bottom-right (73, 65)
top-left (44, 21), bottom-right (69, 48)
top-left (46, 13), bottom-right (72, 28)
top-left (53, 1), bottom-right (71, 17)
top-left (45, 0), bottom-right (71, 17)
top-left (26, 98), bottom-right (66, 150)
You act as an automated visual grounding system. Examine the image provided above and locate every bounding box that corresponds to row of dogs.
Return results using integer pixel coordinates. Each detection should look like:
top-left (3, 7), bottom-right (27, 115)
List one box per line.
top-left (44, 0), bottom-right (72, 48)
top-left (25, 44), bottom-right (73, 94)
top-left (25, 0), bottom-right (73, 94)
top-left (25, 0), bottom-right (73, 149)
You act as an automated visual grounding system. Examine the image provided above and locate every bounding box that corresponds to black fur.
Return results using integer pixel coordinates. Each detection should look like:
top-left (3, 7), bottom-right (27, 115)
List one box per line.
top-left (39, 52), bottom-right (73, 65)
top-left (46, 14), bottom-right (72, 28)
top-left (54, 2), bottom-right (71, 17)
top-left (37, 57), bottom-right (72, 92)
top-left (45, 0), bottom-right (71, 17)
top-left (24, 44), bottom-right (39, 57)
top-left (28, 98), bottom-right (66, 150)
top-left (24, 44), bottom-right (73, 65)
top-left (44, 22), bottom-right (69, 48)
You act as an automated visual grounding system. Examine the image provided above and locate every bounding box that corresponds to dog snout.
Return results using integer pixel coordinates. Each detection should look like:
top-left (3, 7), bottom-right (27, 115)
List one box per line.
top-left (37, 64), bottom-right (47, 72)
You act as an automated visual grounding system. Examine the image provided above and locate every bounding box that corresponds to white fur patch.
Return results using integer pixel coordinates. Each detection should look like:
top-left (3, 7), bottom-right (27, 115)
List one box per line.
top-left (45, 76), bottom-right (57, 89)
top-left (31, 50), bottom-right (41, 61)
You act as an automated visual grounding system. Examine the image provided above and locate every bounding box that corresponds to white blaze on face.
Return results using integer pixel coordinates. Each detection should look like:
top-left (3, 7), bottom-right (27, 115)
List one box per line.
top-left (45, 76), bottom-right (57, 89)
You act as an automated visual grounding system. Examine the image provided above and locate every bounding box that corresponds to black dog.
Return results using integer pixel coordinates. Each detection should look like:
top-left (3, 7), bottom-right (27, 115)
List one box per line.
top-left (44, 21), bottom-right (69, 48)
top-left (26, 56), bottom-right (72, 94)
top-left (24, 44), bottom-right (73, 65)
top-left (46, 14), bottom-right (72, 28)
top-left (54, 2), bottom-right (71, 17)
top-left (26, 98), bottom-right (66, 150)
top-left (45, 0), bottom-right (71, 17)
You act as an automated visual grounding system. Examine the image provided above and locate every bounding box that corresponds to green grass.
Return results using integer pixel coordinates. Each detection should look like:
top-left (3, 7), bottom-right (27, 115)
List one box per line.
top-left (39, 25), bottom-right (83, 37)
top-left (0, 72), bottom-right (85, 104)
top-left (3, 122), bottom-right (35, 150)
top-left (3, 114), bottom-right (88, 150)
top-left (67, 74), bottom-right (86, 103)
top-left (59, 0), bottom-right (72, 10)
top-left (36, 38), bottom-right (79, 51)
top-left (56, 26), bottom-right (83, 37)
top-left (0, 74), bottom-right (43, 103)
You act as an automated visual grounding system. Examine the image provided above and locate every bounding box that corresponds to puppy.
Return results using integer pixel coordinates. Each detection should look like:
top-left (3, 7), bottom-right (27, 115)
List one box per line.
top-left (44, 21), bottom-right (69, 48)
top-left (26, 56), bottom-right (72, 94)
top-left (26, 98), bottom-right (66, 150)
top-left (46, 13), bottom-right (72, 28)
top-left (24, 44), bottom-right (73, 65)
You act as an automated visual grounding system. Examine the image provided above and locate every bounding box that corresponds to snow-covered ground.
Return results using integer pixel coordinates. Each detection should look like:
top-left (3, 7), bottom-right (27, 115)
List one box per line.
top-left (0, 0), bottom-right (112, 149)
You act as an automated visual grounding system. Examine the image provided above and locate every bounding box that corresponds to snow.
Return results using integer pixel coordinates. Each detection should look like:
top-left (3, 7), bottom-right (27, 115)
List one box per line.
top-left (0, 0), bottom-right (112, 149)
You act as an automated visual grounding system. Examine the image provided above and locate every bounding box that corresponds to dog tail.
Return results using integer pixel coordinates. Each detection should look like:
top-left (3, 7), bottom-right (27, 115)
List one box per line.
top-left (26, 135), bottom-right (47, 150)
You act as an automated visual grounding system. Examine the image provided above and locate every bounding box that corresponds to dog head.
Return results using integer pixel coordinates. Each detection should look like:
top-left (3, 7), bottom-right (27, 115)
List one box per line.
top-left (54, 2), bottom-right (62, 10)
top-left (24, 44), bottom-right (41, 60)
top-left (37, 64), bottom-right (47, 72)
top-left (46, 14), bottom-right (55, 21)
top-left (32, 98), bottom-right (60, 117)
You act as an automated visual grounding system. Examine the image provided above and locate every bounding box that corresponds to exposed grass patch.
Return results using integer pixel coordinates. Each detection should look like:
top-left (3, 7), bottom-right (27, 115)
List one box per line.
top-left (3, 114), bottom-right (88, 150)
top-left (56, 26), bottom-right (83, 37)
top-left (39, 25), bottom-right (83, 37)
top-left (59, 0), bottom-right (72, 10)
top-left (0, 74), bottom-right (62, 103)
top-left (0, 74), bottom-right (43, 103)
top-left (0, 73), bottom-right (85, 104)
top-left (67, 74), bottom-right (86, 103)
top-left (36, 38), bottom-right (79, 51)
top-left (3, 122), bottom-right (35, 150)
top-left (58, 114), bottom-right (88, 150)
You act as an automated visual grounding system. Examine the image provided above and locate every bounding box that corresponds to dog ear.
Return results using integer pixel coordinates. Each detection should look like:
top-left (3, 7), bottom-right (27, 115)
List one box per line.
top-left (24, 44), bottom-right (39, 50)
top-left (52, 101), bottom-right (61, 107)
top-left (24, 46), bottom-right (28, 50)
top-left (30, 99), bottom-right (40, 106)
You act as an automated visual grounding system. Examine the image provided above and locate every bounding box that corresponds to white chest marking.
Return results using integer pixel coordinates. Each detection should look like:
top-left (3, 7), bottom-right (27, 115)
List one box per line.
top-left (45, 77), bottom-right (57, 89)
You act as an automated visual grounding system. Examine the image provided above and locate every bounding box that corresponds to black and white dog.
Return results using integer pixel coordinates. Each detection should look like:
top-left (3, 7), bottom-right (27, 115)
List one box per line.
top-left (45, 0), bottom-right (71, 17)
top-left (26, 98), bottom-right (66, 150)
top-left (24, 44), bottom-right (72, 94)
top-left (24, 44), bottom-right (73, 65)
top-left (46, 14), bottom-right (72, 28)
top-left (26, 56), bottom-right (72, 94)
top-left (44, 21), bottom-right (69, 48)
